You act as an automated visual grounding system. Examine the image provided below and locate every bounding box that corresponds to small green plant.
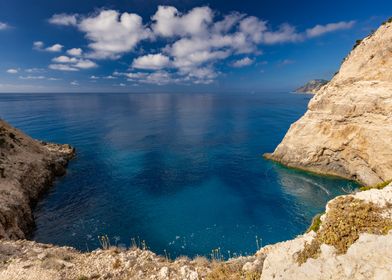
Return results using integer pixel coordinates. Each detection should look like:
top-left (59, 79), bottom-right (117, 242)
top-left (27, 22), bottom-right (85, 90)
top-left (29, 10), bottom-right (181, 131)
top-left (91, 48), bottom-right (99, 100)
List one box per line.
top-left (306, 213), bottom-right (324, 233)
top-left (255, 235), bottom-right (262, 250)
top-left (211, 248), bottom-right (224, 261)
top-left (352, 39), bottom-right (363, 50)
top-left (382, 17), bottom-right (392, 25)
top-left (359, 180), bottom-right (392, 191)
top-left (98, 235), bottom-right (110, 250)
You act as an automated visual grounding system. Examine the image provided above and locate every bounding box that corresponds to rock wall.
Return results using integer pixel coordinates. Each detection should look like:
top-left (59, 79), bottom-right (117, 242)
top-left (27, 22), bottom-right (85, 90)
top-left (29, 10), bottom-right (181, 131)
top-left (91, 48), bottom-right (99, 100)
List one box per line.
top-left (265, 21), bottom-right (392, 185)
top-left (0, 119), bottom-right (75, 239)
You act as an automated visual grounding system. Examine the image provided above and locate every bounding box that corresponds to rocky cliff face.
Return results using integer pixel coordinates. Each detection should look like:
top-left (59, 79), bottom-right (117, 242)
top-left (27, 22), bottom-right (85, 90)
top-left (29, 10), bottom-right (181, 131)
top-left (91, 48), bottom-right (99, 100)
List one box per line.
top-left (0, 119), bottom-right (75, 239)
top-left (265, 20), bottom-right (392, 185)
top-left (295, 79), bottom-right (328, 94)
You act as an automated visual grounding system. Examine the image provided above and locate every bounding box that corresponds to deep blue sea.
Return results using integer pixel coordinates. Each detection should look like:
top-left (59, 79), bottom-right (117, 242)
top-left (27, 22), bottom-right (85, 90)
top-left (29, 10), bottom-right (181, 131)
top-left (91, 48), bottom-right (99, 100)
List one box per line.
top-left (0, 92), bottom-right (357, 258)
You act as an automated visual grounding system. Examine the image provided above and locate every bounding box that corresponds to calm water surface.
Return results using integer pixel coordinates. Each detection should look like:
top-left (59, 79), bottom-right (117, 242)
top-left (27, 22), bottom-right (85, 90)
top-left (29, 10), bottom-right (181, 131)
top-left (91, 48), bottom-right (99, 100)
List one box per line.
top-left (0, 92), bottom-right (357, 258)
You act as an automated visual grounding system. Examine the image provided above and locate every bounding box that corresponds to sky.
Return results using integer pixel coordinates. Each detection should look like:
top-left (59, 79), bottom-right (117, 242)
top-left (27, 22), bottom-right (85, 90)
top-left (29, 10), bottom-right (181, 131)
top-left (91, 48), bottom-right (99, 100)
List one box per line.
top-left (0, 0), bottom-right (391, 93)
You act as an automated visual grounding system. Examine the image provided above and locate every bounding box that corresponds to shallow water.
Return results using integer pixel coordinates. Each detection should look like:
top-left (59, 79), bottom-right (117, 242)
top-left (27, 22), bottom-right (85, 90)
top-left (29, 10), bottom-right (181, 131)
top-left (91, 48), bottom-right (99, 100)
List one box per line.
top-left (0, 92), bottom-right (357, 258)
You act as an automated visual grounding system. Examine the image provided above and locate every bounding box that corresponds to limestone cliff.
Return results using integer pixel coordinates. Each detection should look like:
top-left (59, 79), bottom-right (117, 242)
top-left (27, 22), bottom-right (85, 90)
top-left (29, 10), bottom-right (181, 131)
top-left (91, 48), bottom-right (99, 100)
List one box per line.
top-left (265, 20), bottom-right (392, 185)
top-left (0, 119), bottom-right (75, 239)
top-left (295, 79), bottom-right (328, 94)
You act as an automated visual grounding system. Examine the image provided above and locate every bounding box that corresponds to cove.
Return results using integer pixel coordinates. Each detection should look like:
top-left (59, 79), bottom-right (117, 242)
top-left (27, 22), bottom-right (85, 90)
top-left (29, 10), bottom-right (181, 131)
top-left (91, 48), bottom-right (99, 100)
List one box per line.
top-left (0, 92), bottom-right (357, 258)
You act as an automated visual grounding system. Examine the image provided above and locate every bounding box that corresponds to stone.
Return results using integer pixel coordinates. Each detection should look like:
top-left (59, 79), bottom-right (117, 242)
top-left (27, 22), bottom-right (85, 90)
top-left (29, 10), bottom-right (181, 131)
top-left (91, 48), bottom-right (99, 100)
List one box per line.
top-left (265, 21), bottom-right (392, 186)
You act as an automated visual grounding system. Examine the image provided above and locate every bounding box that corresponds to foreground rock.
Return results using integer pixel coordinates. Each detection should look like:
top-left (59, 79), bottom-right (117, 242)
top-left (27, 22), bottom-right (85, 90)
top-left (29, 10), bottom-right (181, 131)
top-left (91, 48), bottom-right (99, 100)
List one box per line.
top-left (260, 183), bottom-right (392, 280)
top-left (295, 79), bottom-right (328, 94)
top-left (265, 20), bottom-right (392, 185)
top-left (0, 119), bottom-right (75, 239)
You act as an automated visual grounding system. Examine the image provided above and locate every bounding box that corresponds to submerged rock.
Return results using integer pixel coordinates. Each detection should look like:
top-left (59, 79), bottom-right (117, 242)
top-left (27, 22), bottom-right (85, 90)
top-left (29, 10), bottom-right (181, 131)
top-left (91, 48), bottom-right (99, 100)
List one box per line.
top-left (265, 20), bottom-right (392, 185)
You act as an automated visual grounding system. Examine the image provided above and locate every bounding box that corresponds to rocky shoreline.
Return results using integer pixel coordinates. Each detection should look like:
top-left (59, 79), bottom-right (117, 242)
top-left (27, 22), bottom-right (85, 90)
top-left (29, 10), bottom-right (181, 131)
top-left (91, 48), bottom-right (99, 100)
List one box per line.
top-left (0, 119), bottom-right (75, 239)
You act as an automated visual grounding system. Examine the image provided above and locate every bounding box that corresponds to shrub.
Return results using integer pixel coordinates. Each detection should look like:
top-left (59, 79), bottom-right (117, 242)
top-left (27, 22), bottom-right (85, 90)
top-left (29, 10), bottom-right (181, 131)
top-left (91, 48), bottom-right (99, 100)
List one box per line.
top-left (306, 213), bottom-right (324, 233)
top-left (297, 196), bottom-right (392, 264)
top-left (359, 180), bottom-right (391, 191)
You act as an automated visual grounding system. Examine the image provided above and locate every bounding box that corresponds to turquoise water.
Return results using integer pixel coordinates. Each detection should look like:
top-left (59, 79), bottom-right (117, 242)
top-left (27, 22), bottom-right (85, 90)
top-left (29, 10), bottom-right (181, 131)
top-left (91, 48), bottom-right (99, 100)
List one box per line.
top-left (0, 92), bottom-right (357, 258)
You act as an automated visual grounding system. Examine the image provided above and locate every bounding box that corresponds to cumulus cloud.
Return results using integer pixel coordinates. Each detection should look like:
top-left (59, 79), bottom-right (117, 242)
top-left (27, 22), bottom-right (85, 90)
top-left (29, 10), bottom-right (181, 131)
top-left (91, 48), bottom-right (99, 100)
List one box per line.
top-left (232, 57), bottom-right (254, 67)
top-left (6, 68), bottom-right (18, 74)
top-left (0, 22), bottom-right (9, 30)
top-left (78, 10), bottom-right (152, 59)
top-left (67, 48), bottom-right (83, 56)
top-left (45, 43), bottom-right (63, 52)
top-left (33, 41), bottom-right (63, 52)
top-left (262, 24), bottom-right (303, 44)
top-left (51, 56), bottom-right (97, 70)
top-left (49, 64), bottom-right (79, 71)
top-left (306, 21), bottom-right (356, 38)
top-left (47, 6), bottom-right (355, 85)
top-left (52, 55), bottom-right (78, 63)
top-left (70, 80), bottom-right (79, 86)
top-left (132, 53), bottom-right (171, 70)
top-left (49, 13), bottom-right (78, 26)
top-left (151, 6), bottom-right (213, 37)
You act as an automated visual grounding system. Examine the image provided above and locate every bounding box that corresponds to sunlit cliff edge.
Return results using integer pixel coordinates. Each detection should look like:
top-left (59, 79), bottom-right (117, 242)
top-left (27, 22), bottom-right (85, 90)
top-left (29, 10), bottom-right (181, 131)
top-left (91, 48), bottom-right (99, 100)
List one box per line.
top-left (265, 19), bottom-right (392, 186)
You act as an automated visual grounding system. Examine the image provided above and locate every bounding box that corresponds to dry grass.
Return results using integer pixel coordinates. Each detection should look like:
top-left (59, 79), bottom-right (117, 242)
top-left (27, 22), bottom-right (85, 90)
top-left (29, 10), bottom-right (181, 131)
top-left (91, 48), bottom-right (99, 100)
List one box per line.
top-left (297, 196), bottom-right (392, 264)
top-left (206, 261), bottom-right (261, 280)
top-left (112, 258), bottom-right (121, 269)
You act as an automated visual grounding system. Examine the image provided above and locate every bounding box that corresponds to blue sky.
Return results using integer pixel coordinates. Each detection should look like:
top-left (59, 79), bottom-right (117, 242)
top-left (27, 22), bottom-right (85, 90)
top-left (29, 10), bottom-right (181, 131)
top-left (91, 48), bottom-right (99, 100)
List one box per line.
top-left (0, 0), bottom-right (391, 93)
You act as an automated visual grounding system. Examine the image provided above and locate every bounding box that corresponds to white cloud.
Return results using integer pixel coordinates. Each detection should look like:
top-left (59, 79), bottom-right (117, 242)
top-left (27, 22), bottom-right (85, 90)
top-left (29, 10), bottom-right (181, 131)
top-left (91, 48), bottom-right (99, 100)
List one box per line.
top-left (0, 22), bottom-right (9, 30)
top-left (19, 75), bottom-right (46, 80)
top-left (51, 56), bottom-right (97, 70)
top-left (90, 75), bottom-right (99, 79)
top-left (74, 59), bottom-right (97, 69)
top-left (78, 10), bottom-right (152, 59)
top-left (46, 7), bottom-right (356, 85)
top-left (306, 21), bottom-right (356, 38)
top-left (33, 41), bottom-right (64, 52)
top-left (103, 75), bottom-right (116, 79)
top-left (6, 68), bottom-right (18, 74)
top-left (132, 53), bottom-right (171, 70)
top-left (33, 41), bottom-right (44, 50)
top-left (49, 13), bottom-right (78, 26)
top-left (25, 68), bottom-right (46, 73)
top-left (151, 6), bottom-right (213, 37)
top-left (49, 64), bottom-right (79, 71)
top-left (232, 57), bottom-right (254, 67)
top-left (45, 44), bottom-right (63, 52)
top-left (70, 80), bottom-right (79, 86)
top-left (262, 24), bottom-right (303, 44)
top-left (52, 55), bottom-right (78, 63)
top-left (67, 48), bottom-right (83, 56)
